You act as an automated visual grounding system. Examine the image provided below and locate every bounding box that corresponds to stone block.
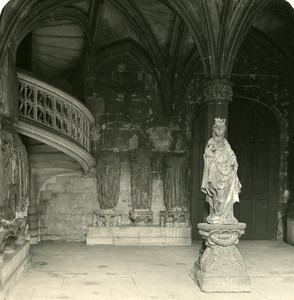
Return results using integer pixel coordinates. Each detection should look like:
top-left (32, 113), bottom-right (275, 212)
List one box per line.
top-left (45, 183), bottom-right (66, 194)
top-left (28, 207), bottom-right (37, 214)
top-left (29, 220), bottom-right (38, 229)
top-left (37, 205), bottom-right (47, 215)
top-left (40, 190), bottom-right (52, 201)
top-left (28, 214), bottom-right (38, 222)
top-left (29, 229), bottom-right (38, 237)
top-left (114, 237), bottom-right (140, 245)
top-left (29, 237), bottom-right (39, 245)
top-left (86, 226), bottom-right (192, 246)
top-left (112, 227), bottom-right (139, 238)
top-left (0, 242), bottom-right (31, 299)
top-left (56, 176), bottom-right (70, 185)
top-left (86, 237), bottom-right (114, 245)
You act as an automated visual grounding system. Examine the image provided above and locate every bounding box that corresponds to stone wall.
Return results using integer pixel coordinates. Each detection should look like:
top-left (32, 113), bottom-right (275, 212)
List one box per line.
top-left (37, 174), bottom-right (99, 242)
top-left (84, 53), bottom-right (192, 227)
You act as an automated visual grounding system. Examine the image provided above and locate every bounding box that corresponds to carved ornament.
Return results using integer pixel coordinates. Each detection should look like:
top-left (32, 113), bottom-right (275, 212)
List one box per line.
top-left (203, 80), bottom-right (233, 103)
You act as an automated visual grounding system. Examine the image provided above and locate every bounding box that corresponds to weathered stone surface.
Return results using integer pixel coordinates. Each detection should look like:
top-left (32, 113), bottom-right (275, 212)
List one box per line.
top-left (40, 175), bottom-right (99, 242)
top-left (86, 226), bottom-right (192, 246)
top-left (0, 242), bottom-right (31, 300)
top-left (191, 223), bottom-right (250, 293)
top-left (150, 179), bottom-right (165, 225)
top-left (201, 118), bottom-right (241, 225)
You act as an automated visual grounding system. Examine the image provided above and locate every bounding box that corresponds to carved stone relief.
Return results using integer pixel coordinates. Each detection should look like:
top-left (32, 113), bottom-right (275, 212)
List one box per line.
top-left (96, 152), bottom-right (120, 210)
top-left (129, 148), bottom-right (153, 225)
top-left (191, 223), bottom-right (250, 292)
top-left (164, 155), bottom-right (187, 210)
top-left (0, 119), bottom-right (30, 258)
top-left (0, 119), bottom-right (29, 219)
top-left (129, 148), bottom-right (152, 210)
top-left (203, 80), bottom-right (233, 103)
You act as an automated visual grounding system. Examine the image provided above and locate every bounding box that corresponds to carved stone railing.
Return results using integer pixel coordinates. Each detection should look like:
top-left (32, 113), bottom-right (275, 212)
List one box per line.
top-left (16, 71), bottom-right (95, 174)
top-left (17, 71), bottom-right (93, 152)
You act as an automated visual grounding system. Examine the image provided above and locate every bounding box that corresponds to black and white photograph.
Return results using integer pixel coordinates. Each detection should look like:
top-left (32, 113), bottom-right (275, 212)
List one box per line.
top-left (0, 0), bottom-right (294, 299)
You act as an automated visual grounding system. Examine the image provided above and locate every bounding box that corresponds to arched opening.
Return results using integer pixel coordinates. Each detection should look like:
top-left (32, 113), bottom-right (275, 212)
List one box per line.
top-left (228, 98), bottom-right (280, 240)
top-left (190, 99), bottom-right (280, 240)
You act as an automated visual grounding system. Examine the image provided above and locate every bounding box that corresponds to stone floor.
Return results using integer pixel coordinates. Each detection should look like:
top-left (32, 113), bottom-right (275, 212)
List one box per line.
top-left (6, 240), bottom-right (294, 300)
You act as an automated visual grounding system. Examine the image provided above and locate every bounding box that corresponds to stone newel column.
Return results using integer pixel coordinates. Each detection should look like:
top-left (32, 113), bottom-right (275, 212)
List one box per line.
top-left (192, 223), bottom-right (250, 292)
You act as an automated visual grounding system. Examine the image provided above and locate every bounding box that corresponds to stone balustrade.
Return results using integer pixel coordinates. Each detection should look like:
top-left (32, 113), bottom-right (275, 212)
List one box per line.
top-left (17, 71), bottom-right (94, 151)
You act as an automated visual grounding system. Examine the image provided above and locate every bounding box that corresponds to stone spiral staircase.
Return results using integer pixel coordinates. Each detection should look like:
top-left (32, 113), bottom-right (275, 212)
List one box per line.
top-left (15, 70), bottom-right (96, 243)
top-left (16, 70), bottom-right (95, 174)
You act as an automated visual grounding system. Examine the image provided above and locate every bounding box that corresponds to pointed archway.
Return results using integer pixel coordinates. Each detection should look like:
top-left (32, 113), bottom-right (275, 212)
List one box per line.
top-left (228, 98), bottom-right (280, 240)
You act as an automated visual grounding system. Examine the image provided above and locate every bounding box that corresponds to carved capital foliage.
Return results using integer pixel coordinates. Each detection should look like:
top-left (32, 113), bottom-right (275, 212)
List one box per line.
top-left (203, 80), bottom-right (233, 103)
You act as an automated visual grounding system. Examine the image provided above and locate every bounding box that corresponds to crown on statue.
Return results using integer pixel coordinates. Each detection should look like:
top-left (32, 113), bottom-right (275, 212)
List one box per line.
top-left (213, 118), bottom-right (226, 128)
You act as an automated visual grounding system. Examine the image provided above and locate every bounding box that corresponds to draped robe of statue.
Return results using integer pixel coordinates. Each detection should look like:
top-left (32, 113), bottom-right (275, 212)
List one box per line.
top-left (96, 152), bottom-right (120, 210)
top-left (164, 156), bottom-right (187, 210)
top-left (130, 149), bottom-right (152, 210)
top-left (201, 135), bottom-right (241, 225)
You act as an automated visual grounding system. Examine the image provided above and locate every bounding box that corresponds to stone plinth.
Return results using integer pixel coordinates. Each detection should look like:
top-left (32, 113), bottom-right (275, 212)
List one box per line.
top-left (0, 242), bottom-right (31, 299)
top-left (86, 226), bottom-right (191, 246)
top-left (191, 223), bottom-right (250, 293)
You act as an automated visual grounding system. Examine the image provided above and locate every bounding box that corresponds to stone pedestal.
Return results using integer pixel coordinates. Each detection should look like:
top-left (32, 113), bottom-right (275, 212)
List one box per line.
top-left (86, 226), bottom-right (191, 245)
top-left (191, 223), bottom-right (250, 293)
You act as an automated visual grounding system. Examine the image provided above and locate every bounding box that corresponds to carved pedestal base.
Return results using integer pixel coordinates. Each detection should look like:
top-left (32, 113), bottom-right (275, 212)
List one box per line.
top-left (93, 210), bottom-right (122, 227)
top-left (191, 223), bottom-right (250, 293)
top-left (129, 210), bottom-right (153, 226)
top-left (160, 210), bottom-right (190, 227)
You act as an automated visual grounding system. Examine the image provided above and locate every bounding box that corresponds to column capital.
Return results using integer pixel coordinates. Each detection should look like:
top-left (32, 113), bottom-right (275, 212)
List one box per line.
top-left (202, 79), bottom-right (233, 104)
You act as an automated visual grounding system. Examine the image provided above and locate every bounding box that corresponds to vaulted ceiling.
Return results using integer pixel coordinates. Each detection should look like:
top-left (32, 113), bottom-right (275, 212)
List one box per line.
top-left (1, 0), bottom-right (294, 114)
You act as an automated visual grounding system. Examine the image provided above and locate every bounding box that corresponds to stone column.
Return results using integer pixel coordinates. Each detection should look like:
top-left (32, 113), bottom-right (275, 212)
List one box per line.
top-left (201, 79), bottom-right (233, 140)
top-left (191, 223), bottom-right (250, 292)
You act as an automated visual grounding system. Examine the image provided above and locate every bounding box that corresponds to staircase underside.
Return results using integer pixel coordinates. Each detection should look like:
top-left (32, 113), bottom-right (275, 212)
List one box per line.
top-left (15, 119), bottom-right (95, 174)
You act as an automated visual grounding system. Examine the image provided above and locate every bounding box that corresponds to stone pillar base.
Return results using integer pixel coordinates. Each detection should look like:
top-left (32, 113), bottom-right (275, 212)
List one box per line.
top-left (191, 223), bottom-right (250, 293)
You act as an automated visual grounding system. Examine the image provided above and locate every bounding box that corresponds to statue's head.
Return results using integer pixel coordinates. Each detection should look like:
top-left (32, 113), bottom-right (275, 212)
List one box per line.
top-left (212, 118), bottom-right (226, 141)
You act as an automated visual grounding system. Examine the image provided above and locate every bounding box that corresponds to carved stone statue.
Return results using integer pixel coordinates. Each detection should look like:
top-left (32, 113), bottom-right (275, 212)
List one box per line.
top-left (0, 120), bottom-right (29, 220)
top-left (164, 156), bottom-right (187, 210)
top-left (201, 118), bottom-right (241, 225)
top-left (130, 148), bottom-right (152, 210)
top-left (96, 152), bottom-right (120, 210)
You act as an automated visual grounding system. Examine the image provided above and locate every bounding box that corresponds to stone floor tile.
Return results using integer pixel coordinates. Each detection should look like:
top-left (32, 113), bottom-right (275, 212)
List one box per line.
top-left (6, 241), bottom-right (294, 300)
